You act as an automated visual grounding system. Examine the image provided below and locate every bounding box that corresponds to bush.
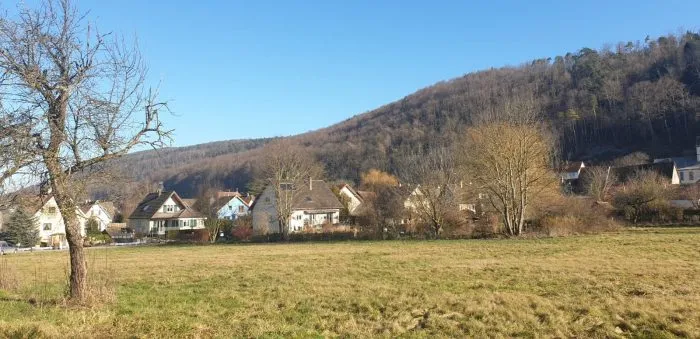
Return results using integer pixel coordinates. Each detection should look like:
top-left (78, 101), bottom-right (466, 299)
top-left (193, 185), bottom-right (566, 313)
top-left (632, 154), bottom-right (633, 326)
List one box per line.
top-left (472, 213), bottom-right (501, 238)
top-left (84, 233), bottom-right (112, 247)
top-left (250, 231), bottom-right (358, 242)
top-left (231, 226), bottom-right (253, 241)
top-left (182, 229), bottom-right (209, 243)
top-left (536, 197), bottom-right (619, 236)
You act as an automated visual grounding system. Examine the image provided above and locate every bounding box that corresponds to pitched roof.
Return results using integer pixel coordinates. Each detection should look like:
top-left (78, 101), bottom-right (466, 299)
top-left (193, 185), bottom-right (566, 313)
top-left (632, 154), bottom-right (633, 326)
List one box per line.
top-left (181, 199), bottom-right (198, 208)
top-left (128, 191), bottom-right (204, 220)
top-left (103, 223), bottom-right (134, 238)
top-left (291, 180), bottom-right (344, 210)
top-left (356, 190), bottom-right (376, 200)
top-left (659, 156), bottom-right (700, 170)
top-left (242, 195), bottom-right (254, 205)
top-left (338, 184), bottom-right (364, 203)
top-left (562, 161), bottom-right (585, 173)
top-left (98, 201), bottom-right (117, 218)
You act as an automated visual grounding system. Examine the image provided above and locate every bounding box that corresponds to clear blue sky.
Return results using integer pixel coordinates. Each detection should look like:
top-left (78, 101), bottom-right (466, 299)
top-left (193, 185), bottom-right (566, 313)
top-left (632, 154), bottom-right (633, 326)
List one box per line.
top-left (71, 1), bottom-right (700, 146)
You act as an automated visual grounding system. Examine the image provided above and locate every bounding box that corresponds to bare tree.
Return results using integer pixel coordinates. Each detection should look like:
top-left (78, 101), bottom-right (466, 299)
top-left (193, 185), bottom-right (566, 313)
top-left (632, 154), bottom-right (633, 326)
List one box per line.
top-left (398, 147), bottom-right (458, 238)
top-left (256, 140), bottom-right (323, 240)
top-left (580, 166), bottom-right (617, 201)
top-left (0, 0), bottom-right (170, 301)
top-left (360, 169), bottom-right (399, 191)
top-left (613, 170), bottom-right (671, 224)
top-left (460, 122), bottom-right (556, 236)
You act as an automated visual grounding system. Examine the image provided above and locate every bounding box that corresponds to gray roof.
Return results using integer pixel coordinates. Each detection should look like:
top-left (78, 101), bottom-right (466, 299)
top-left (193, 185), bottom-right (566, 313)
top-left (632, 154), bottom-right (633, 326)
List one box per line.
top-left (128, 191), bottom-right (204, 220)
top-left (292, 180), bottom-right (344, 211)
top-left (668, 157), bottom-right (700, 170)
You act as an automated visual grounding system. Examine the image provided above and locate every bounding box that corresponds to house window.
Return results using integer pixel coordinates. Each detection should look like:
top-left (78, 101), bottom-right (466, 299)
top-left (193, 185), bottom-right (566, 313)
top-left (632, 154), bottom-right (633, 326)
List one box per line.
top-left (43, 223), bottom-right (52, 231)
top-left (265, 197), bottom-right (270, 202)
top-left (229, 205), bottom-right (232, 210)
top-left (280, 183), bottom-right (294, 191)
top-left (48, 207), bottom-right (56, 214)
top-left (238, 206), bottom-right (245, 213)
top-left (691, 171), bottom-right (695, 182)
top-left (680, 171), bottom-right (685, 181)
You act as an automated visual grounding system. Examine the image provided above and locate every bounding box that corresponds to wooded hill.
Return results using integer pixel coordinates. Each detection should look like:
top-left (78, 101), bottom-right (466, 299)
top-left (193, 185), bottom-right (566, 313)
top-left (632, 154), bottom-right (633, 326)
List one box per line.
top-left (110, 32), bottom-right (700, 199)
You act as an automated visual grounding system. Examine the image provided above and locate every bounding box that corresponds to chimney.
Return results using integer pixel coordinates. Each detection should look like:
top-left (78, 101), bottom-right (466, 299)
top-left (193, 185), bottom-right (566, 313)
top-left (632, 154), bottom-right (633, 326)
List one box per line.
top-left (156, 182), bottom-right (164, 195)
top-left (696, 136), bottom-right (700, 162)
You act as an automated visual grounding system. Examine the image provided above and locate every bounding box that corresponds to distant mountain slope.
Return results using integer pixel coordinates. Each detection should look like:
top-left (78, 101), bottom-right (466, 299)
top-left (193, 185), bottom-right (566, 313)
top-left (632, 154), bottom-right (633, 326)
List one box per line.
top-left (109, 32), bottom-right (700, 200)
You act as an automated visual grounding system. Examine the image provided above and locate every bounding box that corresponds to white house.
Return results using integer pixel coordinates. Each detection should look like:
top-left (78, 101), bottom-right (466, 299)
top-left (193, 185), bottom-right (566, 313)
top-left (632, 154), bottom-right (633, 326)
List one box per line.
top-left (252, 179), bottom-right (343, 234)
top-left (654, 138), bottom-right (700, 185)
top-left (336, 184), bottom-right (364, 216)
top-left (80, 201), bottom-right (115, 232)
top-left (560, 161), bottom-right (586, 181)
top-left (28, 196), bottom-right (87, 248)
top-left (128, 190), bottom-right (206, 236)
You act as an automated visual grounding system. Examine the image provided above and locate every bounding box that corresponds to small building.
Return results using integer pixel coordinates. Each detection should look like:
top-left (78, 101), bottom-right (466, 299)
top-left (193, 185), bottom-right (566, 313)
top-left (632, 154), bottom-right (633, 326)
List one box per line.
top-left (103, 223), bottom-right (135, 243)
top-left (212, 192), bottom-right (254, 220)
top-left (653, 137), bottom-right (700, 185)
top-left (80, 200), bottom-right (116, 232)
top-left (560, 161), bottom-right (586, 181)
top-left (20, 196), bottom-right (88, 248)
top-left (336, 184), bottom-right (364, 216)
top-left (127, 190), bottom-right (206, 236)
top-left (252, 179), bottom-right (343, 233)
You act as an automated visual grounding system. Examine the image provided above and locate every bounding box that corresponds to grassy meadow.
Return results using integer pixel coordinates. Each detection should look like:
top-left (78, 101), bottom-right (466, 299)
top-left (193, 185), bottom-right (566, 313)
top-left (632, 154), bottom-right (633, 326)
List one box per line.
top-left (1, 228), bottom-right (699, 338)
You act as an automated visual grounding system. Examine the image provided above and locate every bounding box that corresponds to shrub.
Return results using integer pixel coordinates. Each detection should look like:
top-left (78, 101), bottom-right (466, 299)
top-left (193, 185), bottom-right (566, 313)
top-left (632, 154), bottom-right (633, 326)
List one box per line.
top-left (472, 213), bottom-right (501, 238)
top-left (171, 229), bottom-right (210, 243)
top-left (537, 197), bottom-right (619, 236)
top-left (231, 226), bottom-right (253, 242)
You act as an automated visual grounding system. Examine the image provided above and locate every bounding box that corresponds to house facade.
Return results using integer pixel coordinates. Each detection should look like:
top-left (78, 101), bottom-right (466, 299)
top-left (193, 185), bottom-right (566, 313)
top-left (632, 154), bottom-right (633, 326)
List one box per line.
top-left (336, 184), bottom-right (364, 216)
top-left (252, 180), bottom-right (343, 234)
top-left (214, 193), bottom-right (253, 220)
top-left (560, 161), bottom-right (586, 181)
top-left (128, 190), bottom-right (206, 236)
top-left (653, 137), bottom-right (700, 185)
top-left (80, 201), bottom-right (115, 232)
top-left (32, 196), bottom-right (87, 248)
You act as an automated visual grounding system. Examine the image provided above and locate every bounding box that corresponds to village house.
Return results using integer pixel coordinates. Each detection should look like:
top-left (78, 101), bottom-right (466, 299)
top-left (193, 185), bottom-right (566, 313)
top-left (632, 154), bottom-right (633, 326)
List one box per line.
top-left (654, 137), bottom-right (700, 185)
top-left (336, 184), bottom-right (364, 216)
top-left (211, 190), bottom-right (254, 220)
top-left (560, 161), bottom-right (586, 181)
top-left (19, 196), bottom-right (88, 248)
top-left (80, 200), bottom-right (117, 232)
top-left (128, 190), bottom-right (206, 236)
top-left (252, 179), bottom-right (343, 233)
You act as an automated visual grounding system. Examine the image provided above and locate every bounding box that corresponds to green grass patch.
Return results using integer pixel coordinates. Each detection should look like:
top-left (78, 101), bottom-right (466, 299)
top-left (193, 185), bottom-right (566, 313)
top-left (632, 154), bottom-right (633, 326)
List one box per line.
top-left (1, 228), bottom-right (699, 337)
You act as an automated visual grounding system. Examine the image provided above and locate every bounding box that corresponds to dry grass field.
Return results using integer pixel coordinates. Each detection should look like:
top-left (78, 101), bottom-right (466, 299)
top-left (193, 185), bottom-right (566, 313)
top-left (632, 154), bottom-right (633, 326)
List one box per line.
top-left (1, 228), bottom-right (699, 338)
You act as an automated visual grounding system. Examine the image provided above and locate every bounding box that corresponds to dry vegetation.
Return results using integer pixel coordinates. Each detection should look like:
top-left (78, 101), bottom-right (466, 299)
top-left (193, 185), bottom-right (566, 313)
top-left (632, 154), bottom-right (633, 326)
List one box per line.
top-left (1, 228), bottom-right (699, 338)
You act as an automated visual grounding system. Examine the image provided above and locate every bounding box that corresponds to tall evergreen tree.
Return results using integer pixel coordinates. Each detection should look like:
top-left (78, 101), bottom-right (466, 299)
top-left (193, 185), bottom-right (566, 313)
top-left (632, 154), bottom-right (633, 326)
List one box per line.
top-left (3, 209), bottom-right (39, 247)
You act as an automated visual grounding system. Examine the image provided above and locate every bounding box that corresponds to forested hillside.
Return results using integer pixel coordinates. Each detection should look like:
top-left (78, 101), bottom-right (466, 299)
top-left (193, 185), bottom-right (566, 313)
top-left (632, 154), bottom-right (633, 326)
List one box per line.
top-left (111, 32), bottom-right (700, 199)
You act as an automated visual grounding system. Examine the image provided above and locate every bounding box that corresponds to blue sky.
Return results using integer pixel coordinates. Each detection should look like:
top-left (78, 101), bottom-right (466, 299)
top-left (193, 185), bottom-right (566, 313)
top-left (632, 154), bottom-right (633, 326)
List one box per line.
top-left (53, 1), bottom-right (700, 145)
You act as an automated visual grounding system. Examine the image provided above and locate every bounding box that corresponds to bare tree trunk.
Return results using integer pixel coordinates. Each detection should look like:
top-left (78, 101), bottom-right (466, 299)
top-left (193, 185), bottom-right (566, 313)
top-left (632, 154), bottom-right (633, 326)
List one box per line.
top-left (47, 172), bottom-right (87, 300)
